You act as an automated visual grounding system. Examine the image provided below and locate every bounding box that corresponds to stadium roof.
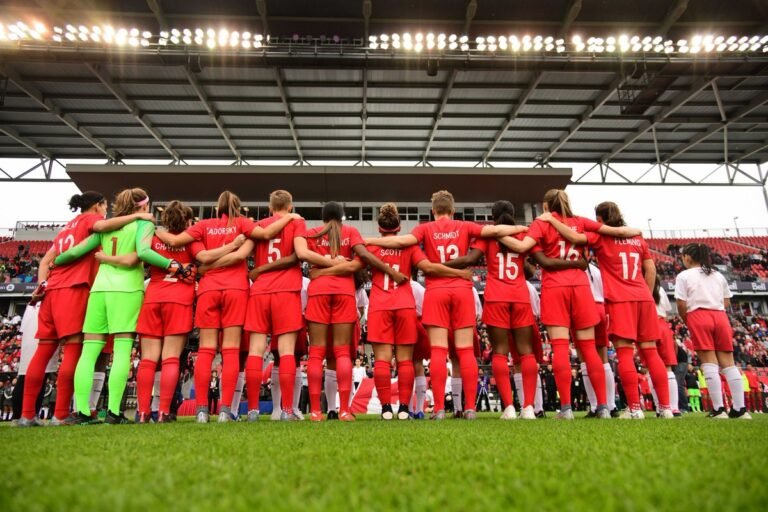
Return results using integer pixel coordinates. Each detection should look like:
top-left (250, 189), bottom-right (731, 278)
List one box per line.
top-left (1, 1), bottom-right (768, 173)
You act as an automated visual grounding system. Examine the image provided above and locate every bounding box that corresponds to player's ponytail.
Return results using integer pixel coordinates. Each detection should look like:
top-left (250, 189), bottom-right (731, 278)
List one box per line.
top-left (112, 188), bottom-right (149, 217)
top-left (377, 202), bottom-right (401, 233)
top-left (216, 190), bottom-right (242, 225)
top-left (310, 201), bottom-right (344, 258)
top-left (543, 189), bottom-right (573, 218)
top-left (594, 201), bottom-right (626, 227)
top-left (492, 200), bottom-right (516, 254)
top-left (652, 275), bottom-right (662, 305)
top-left (68, 191), bottom-right (105, 212)
top-left (162, 200), bottom-right (191, 234)
top-left (682, 243), bottom-right (714, 275)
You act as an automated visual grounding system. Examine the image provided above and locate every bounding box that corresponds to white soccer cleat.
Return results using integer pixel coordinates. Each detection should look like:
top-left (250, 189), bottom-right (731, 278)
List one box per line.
top-left (555, 408), bottom-right (574, 420)
top-left (292, 408), bottom-right (305, 421)
top-left (619, 408), bottom-right (645, 420)
top-left (270, 409), bottom-right (282, 421)
top-left (500, 405), bottom-right (517, 420)
top-left (520, 405), bottom-right (536, 420)
top-left (659, 409), bottom-right (675, 419)
top-left (195, 407), bottom-right (209, 424)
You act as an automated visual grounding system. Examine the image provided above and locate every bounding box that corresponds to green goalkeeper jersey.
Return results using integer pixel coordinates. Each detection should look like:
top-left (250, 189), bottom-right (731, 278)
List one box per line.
top-left (55, 219), bottom-right (171, 293)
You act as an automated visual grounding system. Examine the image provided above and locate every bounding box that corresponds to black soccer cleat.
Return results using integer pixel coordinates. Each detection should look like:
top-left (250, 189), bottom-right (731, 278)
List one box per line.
top-left (72, 412), bottom-right (102, 426)
top-left (727, 407), bottom-right (752, 420)
top-left (105, 410), bottom-right (133, 425)
top-left (327, 410), bottom-right (339, 420)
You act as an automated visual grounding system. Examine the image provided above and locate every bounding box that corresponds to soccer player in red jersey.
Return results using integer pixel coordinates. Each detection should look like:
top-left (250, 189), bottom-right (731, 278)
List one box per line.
top-left (500, 189), bottom-right (639, 419)
top-left (542, 201), bottom-right (673, 419)
top-left (240, 190), bottom-right (308, 422)
top-left (156, 191), bottom-right (298, 423)
top-left (134, 201), bottom-right (208, 423)
top-left (365, 191), bottom-right (527, 420)
top-left (361, 203), bottom-right (472, 420)
top-left (296, 201), bottom-right (406, 422)
top-left (18, 191), bottom-right (155, 427)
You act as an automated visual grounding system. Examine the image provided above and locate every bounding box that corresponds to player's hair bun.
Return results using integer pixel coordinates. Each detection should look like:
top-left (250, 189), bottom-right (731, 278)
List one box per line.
top-left (68, 191), bottom-right (105, 212)
top-left (378, 202), bottom-right (401, 231)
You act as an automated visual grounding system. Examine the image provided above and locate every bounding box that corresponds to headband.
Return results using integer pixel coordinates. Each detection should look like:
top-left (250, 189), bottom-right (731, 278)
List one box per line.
top-left (378, 225), bottom-right (401, 234)
top-left (136, 196), bottom-right (149, 206)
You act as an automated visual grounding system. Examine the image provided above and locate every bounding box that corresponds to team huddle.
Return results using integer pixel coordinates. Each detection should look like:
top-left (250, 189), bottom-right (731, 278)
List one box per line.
top-left (15, 185), bottom-right (752, 426)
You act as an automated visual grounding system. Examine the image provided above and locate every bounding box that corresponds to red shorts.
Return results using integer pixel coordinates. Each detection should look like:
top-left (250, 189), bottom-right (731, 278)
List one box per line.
top-left (483, 301), bottom-right (535, 330)
top-left (305, 294), bottom-right (357, 324)
top-left (594, 302), bottom-right (608, 348)
top-left (195, 289), bottom-right (248, 329)
top-left (448, 328), bottom-right (481, 359)
top-left (368, 308), bottom-right (418, 345)
top-left (413, 321), bottom-right (431, 361)
top-left (540, 285), bottom-right (599, 330)
top-left (245, 291), bottom-right (303, 336)
top-left (657, 317), bottom-right (678, 366)
top-left (422, 286), bottom-right (476, 330)
top-left (606, 300), bottom-right (660, 343)
top-left (687, 309), bottom-right (733, 352)
top-left (137, 302), bottom-right (193, 338)
top-left (36, 285), bottom-right (90, 340)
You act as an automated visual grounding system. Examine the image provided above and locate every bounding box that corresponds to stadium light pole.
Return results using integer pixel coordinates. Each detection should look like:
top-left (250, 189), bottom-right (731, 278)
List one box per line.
top-left (647, 218), bottom-right (653, 239)
top-left (733, 216), bottom-right (740, 237)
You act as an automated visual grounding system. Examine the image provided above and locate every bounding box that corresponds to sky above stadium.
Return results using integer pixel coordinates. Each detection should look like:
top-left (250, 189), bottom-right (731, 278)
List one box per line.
top-left (1, 160), bottom-right (766, 236)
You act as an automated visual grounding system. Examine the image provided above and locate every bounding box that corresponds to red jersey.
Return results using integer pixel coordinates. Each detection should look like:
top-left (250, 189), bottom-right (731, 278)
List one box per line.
top-left (585, 232), bottom-right (654, 303)
top-left (526, 213), bottom-right (598, 288)
top-left (367, 245), bottom-right (427, 311)
top-left (185, 215), bottom-right (254, 294)
top-left (144, 236), bottom-right (203, 305)
top-left (411, 218), bottom-right (482, 289)
top-left (471, 235), bottom-right (529, 303)
top-left (302, 224), bottom-right (364, 296)
top-left (250, 215), bottom-right (307, 295)
top-left (46, 212), bottom-right (102, 290)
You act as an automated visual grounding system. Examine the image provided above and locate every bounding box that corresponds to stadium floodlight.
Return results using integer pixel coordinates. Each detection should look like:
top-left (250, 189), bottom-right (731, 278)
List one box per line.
top-left (643, 43), bottom-right (652, 52)
top-left (630, 35), bottom-right (640, 44)
top-left (415, 33), bottom-right (423, 42)
top-left (664, 45), bottom-right (674, 53)
top-left (750, 43), bottom-right (761, 51)
top-left (142, 30), bottom-right (151, 39)
top-left (90, 33), bottom-right (100, 42)
top-left (714, 35), bottom-right (724, 44)
top-left (159, 30), bottom-right (169, 39)
top-left (79, 25), bottom-right (88, 33)
top-left (369, 41), bottom-right (377, 49)
top-left (380, 42), bottom-right (389, 49)
top-left (534, 35), bottom-right (543, 43)
top-left (79, 33), bottom-right (88, 41)
top-left (253, 40), bottom-right (262, 48)
top-left (632, 43), bottom-right (642, 52)
top-left (65, 32), bottom-right (76, 41)
top-left (414, 42), bottom-right (423, 52)
top-left (254, 34), bottom-right (263, 41)
top-left (206, 39), bottom-right (216, 49)
top-left (545, 43), bottom-right (554, 51)
top-left (678, 45), bottom-right (689, 53)
top-left (368, 35), bottom-right (377, 43)
top-left (476, 36), bottom-right (485, 44)
top-left (459, 35), bottom-right (468, 43)
top-left (242, 40), bottom-right (251, 49)
top-left (606, 36), bottom-right (616, 45)
top-left (477, 42), bottom-right (486, 51)
top-left (654, 44), bottom-right (664, 52)
top-left (169, 36), bottom-right (179, 44)
top-left (182, 35), bottom-right (191, 44)
top-left (448, 34), bottom-right (457, 43)
top-left (762, 35), bottom-right (768, 44)
top-left (426, 33), bottom-right (434, 41)
top-left (692, 35), bottom-right (702, 46)
top-left (403, 32), bottom-right (412, 41)
top-left (556, 45), bottom-right (565, 53)
top-left (575, 41), bottom-right (585, 51)
top-left (129, 37), bottom-right (139, 46)
top-left (572, 34), bottom-right (582, 44)
top-left (52, 34), bottom-right (62, 42)
top-left (130, 28), bottom-right (139, 37)
top-left (34, 22), bottom-right (46, 33)
top-left (716, 42), bottom-right (727, 51)
top-left (677, 39), bottom-right (687, 47)
top-left (727, 35), bottom-right (737, 44)
top-left (448, 41), bottom-right (457, 50)
top-left (739, 42), bottom-right (749, 51)
top-left (689, 46), bottom-right (700, 53)
top-left (53, 26), bottom-right (63, 34)
top-left (403, 39), bottom-right (413, 50)
top-left (534, 42), bottom-right (543, 51)
top-left (427, 40), bottom-right (435, 50)
top-left (739, 36), bottom-right (748, 43)
top-left (460, 43), bottom-right (469, 51)
top-left (140, 38), bottom-right (150, 47)
top-left (392, 39), bottom-right (401, 49)
top-left (66, 24), bottom-right (77, 33)
top-left (606, 44), bottom-right (615, 52)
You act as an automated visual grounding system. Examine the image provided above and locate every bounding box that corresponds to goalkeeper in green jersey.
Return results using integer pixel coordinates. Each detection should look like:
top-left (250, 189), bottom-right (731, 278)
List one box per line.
top-left (54, 188), bottom-right (181, 424)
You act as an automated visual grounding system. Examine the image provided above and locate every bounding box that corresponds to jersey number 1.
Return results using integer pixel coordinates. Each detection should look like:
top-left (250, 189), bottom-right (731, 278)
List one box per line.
top-left (110, 237), bottom-right (118, 256)
top-left (382, 264), bottom-right (401, 291)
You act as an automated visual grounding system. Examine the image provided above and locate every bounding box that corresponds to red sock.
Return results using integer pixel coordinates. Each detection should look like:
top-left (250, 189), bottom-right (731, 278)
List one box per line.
top-left (53, 343), bottom-right (82, 420)
top-left (220, 347), bottom-right (240, 408)
top-left (429, 346), bottom-right (448, 411)
top-left (194, 347), bottom-right (216, 408)
top-left (491, 354), bottom-right (513, 408)
top-left (397, 360), bottom-right (415, 406)
top-left (520, 354), bottom-right (538, 408)
top-left (616, 346), bottom-right (641, 409)
top-left (576, 339), bottom-right (606, 405)
top-left (279, 355), bottom-right (296, 413)
top-left (21, 342), bottom-right (58, 419)
top-left (245, 354), bottom-right (263, 412)
top-left (308, 345), bottom-right (325, 413)
top-left (333, 345), bottom-right (352, 414)
top-left (457, 347), bottom-right (478, 411)
top-left (373, 360), bottom-right (392, 405)
top-left (136, 359), bottom-right (158, 414)
top-left (551, 339), bottom-right (572, 407)
top-left (159, 357), bottom-right (179, 414)
top-left (641, 346), bottom-right (670, 409)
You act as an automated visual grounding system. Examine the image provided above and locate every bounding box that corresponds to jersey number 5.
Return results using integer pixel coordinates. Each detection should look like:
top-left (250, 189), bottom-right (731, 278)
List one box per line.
top-left (268, 238), bottom-right (281, 263)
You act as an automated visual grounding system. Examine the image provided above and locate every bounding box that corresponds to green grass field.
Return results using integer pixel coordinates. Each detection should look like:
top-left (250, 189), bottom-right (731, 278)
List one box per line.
top-left (4, 413), bottom-right (768, 512)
